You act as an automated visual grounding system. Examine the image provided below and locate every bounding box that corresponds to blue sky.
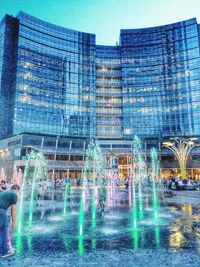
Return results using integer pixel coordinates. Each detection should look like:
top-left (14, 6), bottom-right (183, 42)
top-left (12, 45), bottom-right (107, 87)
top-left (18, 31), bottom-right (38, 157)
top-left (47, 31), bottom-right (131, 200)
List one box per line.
top-left (1, 0), bottom-right (200, 45)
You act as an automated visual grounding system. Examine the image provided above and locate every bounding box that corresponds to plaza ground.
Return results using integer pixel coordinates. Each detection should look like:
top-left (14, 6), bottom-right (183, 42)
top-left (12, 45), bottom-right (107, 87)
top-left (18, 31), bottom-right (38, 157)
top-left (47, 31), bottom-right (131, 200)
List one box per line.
top-left (1, 189), bottom-right (200, 267)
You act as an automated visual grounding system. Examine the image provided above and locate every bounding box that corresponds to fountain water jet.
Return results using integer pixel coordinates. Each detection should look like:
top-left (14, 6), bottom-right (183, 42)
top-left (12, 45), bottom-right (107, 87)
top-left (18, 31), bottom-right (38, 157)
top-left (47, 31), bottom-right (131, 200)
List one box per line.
top-left (107, 170), bottom-right (118, 206)
top-left (79, 138), bottom-right (106, 254)
top-left (82, 139), bottom-right (105, 212)
top-left (63, 185), bottom-right (69, 216)
top-left (28, 151), bottom-right (48, 225)
top-left (78, 190), bottom-right (85, 255)
top-left (133, 135), bottom-right (146, 220)
top-left (17, 150), bottom-right (35, 234)
top-left (150, 147), bottom-right (160, 220)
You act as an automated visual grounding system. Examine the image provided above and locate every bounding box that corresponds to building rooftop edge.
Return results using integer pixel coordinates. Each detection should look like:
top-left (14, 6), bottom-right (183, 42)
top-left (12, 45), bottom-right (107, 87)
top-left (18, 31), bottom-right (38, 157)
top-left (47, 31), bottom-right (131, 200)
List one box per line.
top-left (16, 11), bottom-right (96, 37)
top-left (120, 18), bottom-right (197, 34)
top-left (1, 12), bottom-right (197, 46)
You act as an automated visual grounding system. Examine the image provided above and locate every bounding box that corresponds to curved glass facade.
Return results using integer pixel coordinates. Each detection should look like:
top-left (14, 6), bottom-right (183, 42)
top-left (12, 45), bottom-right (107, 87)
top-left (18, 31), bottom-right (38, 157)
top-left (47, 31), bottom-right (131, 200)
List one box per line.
top-left (14, 12), bottom-right (96, 138)
top-left (121, 18), bottom-right (200, 139)
top-left (0, 12), bottom-right (200, 141)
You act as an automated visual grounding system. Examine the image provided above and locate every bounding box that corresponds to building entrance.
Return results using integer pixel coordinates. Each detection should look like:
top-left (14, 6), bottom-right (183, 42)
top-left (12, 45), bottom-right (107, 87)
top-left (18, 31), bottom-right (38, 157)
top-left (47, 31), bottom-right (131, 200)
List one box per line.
top-left (118, 156), bottom-right (132, 180)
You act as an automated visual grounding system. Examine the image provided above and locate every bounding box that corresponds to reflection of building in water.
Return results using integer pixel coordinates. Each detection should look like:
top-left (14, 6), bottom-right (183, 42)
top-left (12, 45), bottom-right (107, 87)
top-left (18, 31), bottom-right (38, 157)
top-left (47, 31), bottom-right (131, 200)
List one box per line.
top-left (169, 204), bottom-right (195, 249)
top-left (169, 231), bottom-right (186, 248)
top-left (0, 12), bottom-right (200, 180)
top-left (181, 204), bottom-right (192, 219)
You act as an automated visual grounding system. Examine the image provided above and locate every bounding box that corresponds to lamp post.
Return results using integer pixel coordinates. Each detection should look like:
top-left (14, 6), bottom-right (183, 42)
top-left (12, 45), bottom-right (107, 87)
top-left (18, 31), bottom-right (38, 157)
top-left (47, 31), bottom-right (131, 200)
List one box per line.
top-left (163, 137), bottom-right (198, 179)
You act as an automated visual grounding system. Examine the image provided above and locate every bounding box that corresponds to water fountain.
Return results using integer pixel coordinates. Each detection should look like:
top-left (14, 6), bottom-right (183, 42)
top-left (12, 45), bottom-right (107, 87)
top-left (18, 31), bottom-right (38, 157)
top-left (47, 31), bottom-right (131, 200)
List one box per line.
top-left (16, 150), bottom-right (34, 255)
top-left (63, 184), bottom-right (69, 217)
top-left (63, 175), bottom-right (72, 217)
top-left (10, 137), bottom-right (199, 265)
top-left (128, 137), bottom-right (161, 248)
top-left (82, 139), bottom-right (105, 205)
top-left (78, 190), bottom-right (85, 255)
top-left (107, 169), bottom-right (118, 206)
top-left (82, 161), bottom-right (90, 210)
top-left (132, 135), bottom-right (147, 220)
top-left (17, 150), bottom-right (34, 234)
top-left (17, 150), bottom-right (48, 234)
top-left (150, 147), bottom-right (160, 221)
top-left (28, 151), bottom-right (48, 225)
top-left (77, 139), bottom-right (106, 253)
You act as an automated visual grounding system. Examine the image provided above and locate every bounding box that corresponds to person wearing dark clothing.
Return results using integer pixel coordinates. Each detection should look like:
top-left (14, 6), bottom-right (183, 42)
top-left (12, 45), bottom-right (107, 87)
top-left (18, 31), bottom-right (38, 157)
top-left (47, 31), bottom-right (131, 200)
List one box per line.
top-left (0, 184), bottom-right (20, 258)
top-left (76, 178), bottom-right (81, 187)
top-left (124, 177), bottom-right (129, 189)
top-left (99, 185), bottom-right (106, 212)
top-left (0, 180), bottom-right (7, 191)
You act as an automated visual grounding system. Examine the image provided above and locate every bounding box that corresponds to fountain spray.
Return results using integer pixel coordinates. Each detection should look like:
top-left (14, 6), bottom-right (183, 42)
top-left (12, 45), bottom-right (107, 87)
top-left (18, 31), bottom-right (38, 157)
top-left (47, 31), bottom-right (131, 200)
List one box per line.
top-left (28, 152), bottom-right (48, 225)
top-left (150, 147), bottom-right (160, 220)
top-left (133, 135), bottom-right (145, 220)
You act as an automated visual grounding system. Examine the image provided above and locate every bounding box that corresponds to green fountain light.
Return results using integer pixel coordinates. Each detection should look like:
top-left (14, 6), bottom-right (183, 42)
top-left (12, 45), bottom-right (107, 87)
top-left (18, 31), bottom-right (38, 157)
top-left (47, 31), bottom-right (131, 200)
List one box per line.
top-left (132, 227), bottom-right (139, 249)
top-left (154, 225), bottom-right (160, 247)
top-left (78, 192), bottom-right (85, 255)
top-left (16, 232), bottom-right (23, 255)
top-left (150, 147), bottom-right (160, 220)
top-left (133, 136), bottom-right (144, 220)
top-left (28, 151), bottom-right (48, 225)
top-left (63, 185), bottom-right (69, 216)
top-left (17, 150), bottom-right (36, 233)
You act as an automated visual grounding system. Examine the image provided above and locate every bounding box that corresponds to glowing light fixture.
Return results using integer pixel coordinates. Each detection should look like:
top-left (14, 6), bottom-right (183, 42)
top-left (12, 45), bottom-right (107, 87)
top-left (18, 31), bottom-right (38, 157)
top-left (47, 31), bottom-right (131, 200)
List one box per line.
top-left (163, 137), bottom-right (199, 179)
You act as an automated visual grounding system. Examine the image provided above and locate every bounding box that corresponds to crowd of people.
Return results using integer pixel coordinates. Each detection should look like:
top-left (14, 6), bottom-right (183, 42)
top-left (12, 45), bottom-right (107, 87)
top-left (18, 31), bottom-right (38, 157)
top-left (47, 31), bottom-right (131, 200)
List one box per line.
top-left (163, 176), bottom-right (200, 190)
top-left (53, 176), bottom-right (82, 190)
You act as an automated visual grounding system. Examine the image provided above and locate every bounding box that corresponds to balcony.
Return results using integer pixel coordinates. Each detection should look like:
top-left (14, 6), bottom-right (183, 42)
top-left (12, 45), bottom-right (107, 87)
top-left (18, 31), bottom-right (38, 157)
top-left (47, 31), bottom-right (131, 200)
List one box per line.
top-left (96, 70), bottom-right (122, 77)
top-left (96, 80), bottom-right (122, 87)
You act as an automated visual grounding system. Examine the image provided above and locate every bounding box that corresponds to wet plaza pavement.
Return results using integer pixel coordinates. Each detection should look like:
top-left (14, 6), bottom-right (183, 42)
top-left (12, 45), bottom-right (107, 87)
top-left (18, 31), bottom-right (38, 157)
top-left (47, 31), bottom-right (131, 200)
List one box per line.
top-left (1, 189), bottom-right (200, 267)
top-left (2, 248), bottom-right (200, 267)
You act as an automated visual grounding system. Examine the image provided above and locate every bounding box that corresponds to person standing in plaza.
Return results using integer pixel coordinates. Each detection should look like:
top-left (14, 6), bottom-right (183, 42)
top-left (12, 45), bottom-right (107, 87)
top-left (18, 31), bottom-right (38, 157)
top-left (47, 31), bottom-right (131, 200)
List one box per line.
top-left (124, 176), bottom-right (129, 189)
top-left (0, 184), bottom-right (20, 258)
top-left (36, 183), bottom-right (43, 206)
top-left (99, 181), bottom-right (106, 212)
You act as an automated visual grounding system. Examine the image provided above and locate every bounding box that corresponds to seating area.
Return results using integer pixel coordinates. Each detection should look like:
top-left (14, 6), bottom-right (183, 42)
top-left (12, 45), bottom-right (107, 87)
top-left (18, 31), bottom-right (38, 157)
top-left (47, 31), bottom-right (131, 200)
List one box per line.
top-left (164, 178), bottom-right (200, 191)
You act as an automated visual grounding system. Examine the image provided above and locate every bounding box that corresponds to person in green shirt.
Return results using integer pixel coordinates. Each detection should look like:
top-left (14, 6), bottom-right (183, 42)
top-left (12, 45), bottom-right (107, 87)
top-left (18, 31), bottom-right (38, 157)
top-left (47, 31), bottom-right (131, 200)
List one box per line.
top-left (0, 184), bottom-right (20, 258)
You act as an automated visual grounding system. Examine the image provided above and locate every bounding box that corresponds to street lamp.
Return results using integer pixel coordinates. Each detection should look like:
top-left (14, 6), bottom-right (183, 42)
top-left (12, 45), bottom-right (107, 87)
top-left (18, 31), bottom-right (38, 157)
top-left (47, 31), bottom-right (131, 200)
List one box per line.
top-left (163, 137), bottom-right (199, 179)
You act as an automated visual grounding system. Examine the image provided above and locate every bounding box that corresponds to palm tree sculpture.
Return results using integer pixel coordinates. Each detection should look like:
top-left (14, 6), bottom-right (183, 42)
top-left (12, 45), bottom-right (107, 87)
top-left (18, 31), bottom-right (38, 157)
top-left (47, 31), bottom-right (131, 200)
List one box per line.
top-left (163, 137), bottom-right (198, 179)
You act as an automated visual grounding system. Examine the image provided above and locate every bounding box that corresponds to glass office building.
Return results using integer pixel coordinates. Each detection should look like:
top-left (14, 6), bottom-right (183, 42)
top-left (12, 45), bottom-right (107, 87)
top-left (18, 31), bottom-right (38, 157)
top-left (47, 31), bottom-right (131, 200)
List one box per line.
top-left (0, 12), bottom-right (96, 140)
top-left (121, 18), bottom-right (200, 139)
top-left (1, 12), bottom-right (200, 140)
top-left (1, 12), bottom-right (200, 179)
top-left (96, 45), bottom-right (123, 138)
